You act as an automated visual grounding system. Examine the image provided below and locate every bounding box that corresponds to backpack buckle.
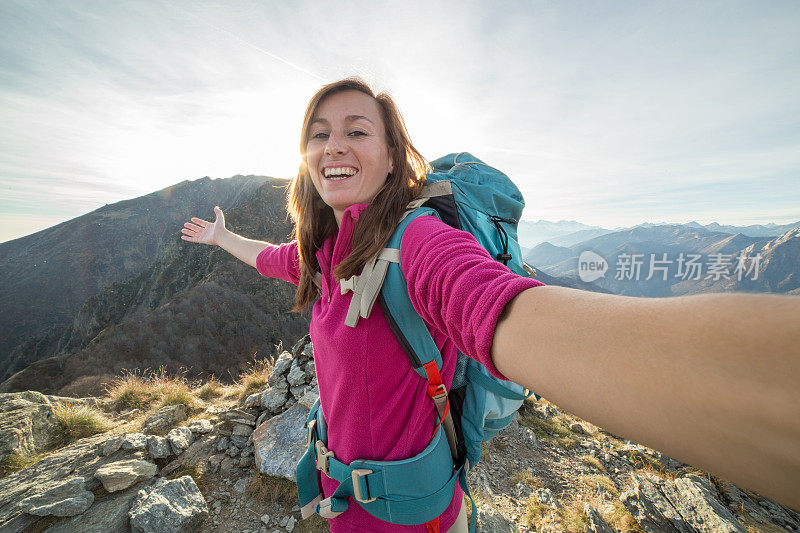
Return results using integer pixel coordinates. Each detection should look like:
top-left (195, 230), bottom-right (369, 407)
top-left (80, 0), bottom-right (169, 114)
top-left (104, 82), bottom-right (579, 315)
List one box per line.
top-left (315, 440), bottom-right (335, 476)
top-left (306, 419), bottom-right (317, 447)
top-left (351, 468), bottom-right (377, 503)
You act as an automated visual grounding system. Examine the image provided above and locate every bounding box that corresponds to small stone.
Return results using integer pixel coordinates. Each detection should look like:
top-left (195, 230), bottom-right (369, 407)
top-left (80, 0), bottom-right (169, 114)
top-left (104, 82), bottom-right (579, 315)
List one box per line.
top-left (101, 435), bottom-right (124, 456)
top-left (228, 445), bottom-right (241, 457)
top-left (260, 513), bottom-right (270, 525)
top-left (217, 437), bottom-right (229, 451)
top-left (146, 435), bottom-right (172, 459)
top-left (245, 392), bottom-right (263, 408)
top-left (167, 426), bottom-right (193, 455)
top-left (233, 477), bottom-right (249, 495)
top-left (122, 433), bottom-right (147, 451)
top-left (188, 419), bottom-right (213, 434)
top-left (285, 515), bottom-right (296, 532)
top-left (233, 423), bottom-right (254, 437)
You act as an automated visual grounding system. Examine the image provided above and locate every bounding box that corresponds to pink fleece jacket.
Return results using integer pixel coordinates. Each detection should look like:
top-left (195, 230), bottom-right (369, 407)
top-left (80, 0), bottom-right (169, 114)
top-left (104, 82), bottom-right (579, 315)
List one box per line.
top-left (255, 203), bottom-right (545, 532)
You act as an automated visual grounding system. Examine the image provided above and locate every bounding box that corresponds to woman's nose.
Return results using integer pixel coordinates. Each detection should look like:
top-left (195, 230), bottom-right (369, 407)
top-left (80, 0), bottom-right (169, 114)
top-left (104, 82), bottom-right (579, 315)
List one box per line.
top-left (324, 133), bottom-right (347, 155)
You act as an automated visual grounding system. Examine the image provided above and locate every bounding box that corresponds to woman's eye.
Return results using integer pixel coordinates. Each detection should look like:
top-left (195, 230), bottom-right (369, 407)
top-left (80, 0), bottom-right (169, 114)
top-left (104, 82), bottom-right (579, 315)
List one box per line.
top-left (349, 130), bottom-right (366, 136)
top-left (312, 132), bottom-right (328, 139)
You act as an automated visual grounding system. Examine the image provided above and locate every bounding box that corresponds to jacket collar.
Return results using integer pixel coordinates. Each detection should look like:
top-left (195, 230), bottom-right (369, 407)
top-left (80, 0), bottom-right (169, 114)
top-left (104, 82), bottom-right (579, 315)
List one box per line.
top-left (316, 203), bottom-right (371, 278)
top-left (340, 203), bottom-right (371, 226)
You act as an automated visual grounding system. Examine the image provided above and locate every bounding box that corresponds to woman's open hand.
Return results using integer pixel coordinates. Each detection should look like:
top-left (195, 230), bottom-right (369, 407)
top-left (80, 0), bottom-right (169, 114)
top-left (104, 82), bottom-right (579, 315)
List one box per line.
top-left (181, 205), bottom-right (226, 246)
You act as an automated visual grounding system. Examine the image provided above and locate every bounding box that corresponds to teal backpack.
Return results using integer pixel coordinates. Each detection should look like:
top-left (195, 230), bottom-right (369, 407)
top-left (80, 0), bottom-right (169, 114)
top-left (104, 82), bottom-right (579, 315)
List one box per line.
top-left (296, 153), bottom-right (541, 532)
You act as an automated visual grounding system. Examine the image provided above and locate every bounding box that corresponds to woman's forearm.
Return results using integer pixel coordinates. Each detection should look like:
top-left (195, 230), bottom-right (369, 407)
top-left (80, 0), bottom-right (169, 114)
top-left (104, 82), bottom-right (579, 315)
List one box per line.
top-left (216, 228), bottom-right (272, 269)
top-left (492, 285), bottom-right (800, 510)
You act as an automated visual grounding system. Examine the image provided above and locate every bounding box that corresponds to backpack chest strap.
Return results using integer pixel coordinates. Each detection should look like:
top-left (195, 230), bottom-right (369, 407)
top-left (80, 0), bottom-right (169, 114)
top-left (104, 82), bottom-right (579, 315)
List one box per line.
top-left (341, 247), bottom-right (400, 327)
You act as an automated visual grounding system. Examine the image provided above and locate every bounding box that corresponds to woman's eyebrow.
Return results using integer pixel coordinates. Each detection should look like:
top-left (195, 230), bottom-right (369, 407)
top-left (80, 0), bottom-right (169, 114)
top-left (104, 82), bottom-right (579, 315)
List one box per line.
top-left (309, 115), bottom-right (375, 127)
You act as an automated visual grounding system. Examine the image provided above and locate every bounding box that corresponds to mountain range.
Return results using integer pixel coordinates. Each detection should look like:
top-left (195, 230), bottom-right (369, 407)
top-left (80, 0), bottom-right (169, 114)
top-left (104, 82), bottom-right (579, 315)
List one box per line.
top-left (524, 224), bottom-right (800, 297)
top-left (517, 219), bottom-right (800, 250)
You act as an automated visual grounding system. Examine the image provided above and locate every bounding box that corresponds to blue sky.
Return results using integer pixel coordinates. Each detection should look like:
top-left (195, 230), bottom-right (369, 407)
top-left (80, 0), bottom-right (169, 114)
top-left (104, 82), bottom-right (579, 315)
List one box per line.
top-left (1, 0), bottom-right (799, 242)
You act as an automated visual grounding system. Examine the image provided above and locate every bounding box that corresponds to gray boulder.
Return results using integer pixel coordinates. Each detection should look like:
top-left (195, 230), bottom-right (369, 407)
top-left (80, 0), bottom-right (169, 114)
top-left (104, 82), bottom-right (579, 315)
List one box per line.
top-left (129, 476), bottom-right (208, 533)
top-left (268, 352), bottom-right (293, 385)
top-left (142, 405), bottom-right (187, 435)
top-left (100, 435), bottom-right (124, 456)
top-left (167, 427), bottom-right (193, 455)
top-left (188, 419), bottom-right (213, 434)
top-left (297, 387), bottom-right (319, 410)
top-left (252, 403), bottom-right (309, 480)
top-left (146, 435), bottom-right (173, 459)
top-left (475, 503), bottom-right (517, 532)
top-left (583, 503), bottom-right (614, 533)
top-left (17, 477), bottom-right (93, 517)
top-left (0, 392), bottom-right (58, 461)
top-left (619, 472), bottom-right (746, 533)
top-left (286, 361), bottom-right (306, 387)
top-left (94, 459), bottom-right (158, 492)
top-left (290, 334), bottom-right (311, 357)
top-left (122, 433), bottom-right (147, 451)
top-left (43, 478), bottom-right (156, 533)
top-left (260, 387), bottom-right (289, 415)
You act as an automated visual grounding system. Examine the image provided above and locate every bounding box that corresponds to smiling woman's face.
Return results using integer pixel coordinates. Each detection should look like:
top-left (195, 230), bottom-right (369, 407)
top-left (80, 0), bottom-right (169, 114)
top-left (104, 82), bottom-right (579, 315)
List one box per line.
top-left (305, 90), bottom-right (394, 226)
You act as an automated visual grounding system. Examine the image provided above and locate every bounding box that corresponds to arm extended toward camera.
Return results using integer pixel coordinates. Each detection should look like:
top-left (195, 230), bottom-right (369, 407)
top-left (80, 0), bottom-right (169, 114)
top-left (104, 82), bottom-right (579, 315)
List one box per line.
top-left (492, 286), bottom-right (800, 510)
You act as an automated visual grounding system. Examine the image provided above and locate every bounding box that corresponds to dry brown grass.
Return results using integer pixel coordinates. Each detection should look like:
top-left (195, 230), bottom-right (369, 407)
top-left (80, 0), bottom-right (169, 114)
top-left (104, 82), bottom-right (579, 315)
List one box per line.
top-left (0, 452), bottom-right (39, 479)
top-left (580, 454), bottom-right (606, 473)
top-left (234, 357), bottom-right (273, 402)
top-left (104, 367), bottom-right (200, 411)
top-left (196, 377), bottom-right (224, 401)
top-left (509, 469), bottom-right (543, 490)
top-left (52, 403), bottom-right (113, 445)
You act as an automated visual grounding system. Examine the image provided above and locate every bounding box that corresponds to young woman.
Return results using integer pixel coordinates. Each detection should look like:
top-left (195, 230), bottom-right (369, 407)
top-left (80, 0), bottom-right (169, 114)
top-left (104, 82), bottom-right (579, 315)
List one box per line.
top-left (182, 77), bottom-right (800, 531)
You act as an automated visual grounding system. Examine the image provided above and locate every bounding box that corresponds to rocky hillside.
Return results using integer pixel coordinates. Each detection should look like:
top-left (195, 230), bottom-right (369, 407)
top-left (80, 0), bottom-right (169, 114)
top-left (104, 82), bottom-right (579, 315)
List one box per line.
top-left (0, 178), bottom-right (310, 395)
top-left (1, 336), bottom-right (797, 533)
top-left (0, 174), bottom-right (271, 382)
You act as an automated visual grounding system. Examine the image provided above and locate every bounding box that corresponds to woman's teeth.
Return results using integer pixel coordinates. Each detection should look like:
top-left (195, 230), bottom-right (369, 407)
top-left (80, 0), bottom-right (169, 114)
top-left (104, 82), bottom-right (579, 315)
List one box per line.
top-left (324, 168), bottom-right (357, 180)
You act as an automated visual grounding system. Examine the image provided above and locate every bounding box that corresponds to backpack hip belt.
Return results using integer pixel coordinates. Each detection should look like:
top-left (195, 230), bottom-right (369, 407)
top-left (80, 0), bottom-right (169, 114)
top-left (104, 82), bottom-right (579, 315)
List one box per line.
top-left (297, 397), bottom-right (465, 526)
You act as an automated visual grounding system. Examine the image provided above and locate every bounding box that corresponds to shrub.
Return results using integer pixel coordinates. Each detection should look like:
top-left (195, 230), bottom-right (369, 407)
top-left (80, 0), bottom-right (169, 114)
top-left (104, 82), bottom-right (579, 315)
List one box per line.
top-left (580, 454), bottom-right (606, 472)
top-left (53, 403), bottom-right (113, 445)
top-left (510, 469), bottom-right (543, 489)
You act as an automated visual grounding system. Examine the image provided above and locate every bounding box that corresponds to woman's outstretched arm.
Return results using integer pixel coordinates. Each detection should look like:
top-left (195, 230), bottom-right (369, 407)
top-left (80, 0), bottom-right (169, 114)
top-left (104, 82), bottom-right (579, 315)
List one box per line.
top-left (492, 286), bottom-right (800, 510)
top-left (181, 205), bottom-right (271, 268)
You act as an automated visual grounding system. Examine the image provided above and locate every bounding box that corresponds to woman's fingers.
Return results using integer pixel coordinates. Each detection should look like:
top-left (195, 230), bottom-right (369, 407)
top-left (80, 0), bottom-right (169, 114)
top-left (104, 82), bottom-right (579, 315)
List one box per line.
top-left (191, 217), bottom-right (209, 226)
top-left (184, 221), bottom-right (204, 232)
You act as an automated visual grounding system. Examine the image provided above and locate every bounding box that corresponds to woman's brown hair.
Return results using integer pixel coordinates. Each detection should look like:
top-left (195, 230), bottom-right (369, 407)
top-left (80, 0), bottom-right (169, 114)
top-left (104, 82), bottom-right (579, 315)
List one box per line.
top-left (287, 77), bottom-right (431, 311)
